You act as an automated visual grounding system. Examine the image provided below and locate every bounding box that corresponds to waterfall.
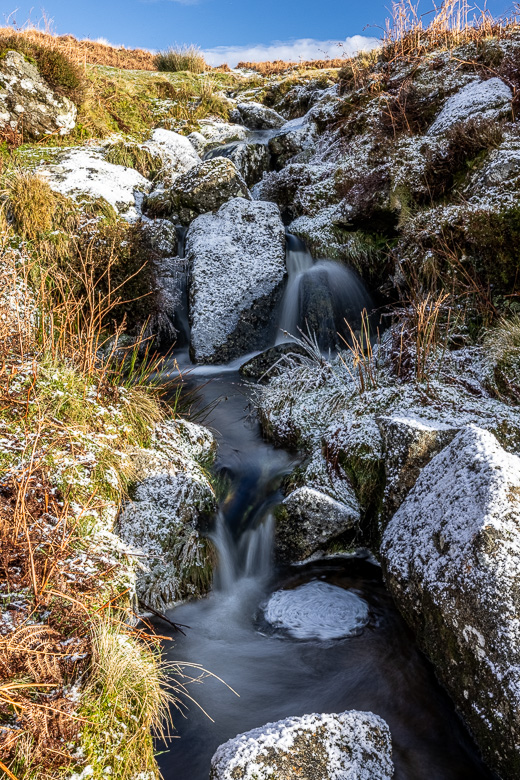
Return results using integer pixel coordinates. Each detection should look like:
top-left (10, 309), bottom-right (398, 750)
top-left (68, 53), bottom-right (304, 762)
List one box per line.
top-left (212, 511), bottom-right (274, 593)
top-left (173, 225), bottom-right (190, 347)
top-left (276, 234), bottom-right (374, 350)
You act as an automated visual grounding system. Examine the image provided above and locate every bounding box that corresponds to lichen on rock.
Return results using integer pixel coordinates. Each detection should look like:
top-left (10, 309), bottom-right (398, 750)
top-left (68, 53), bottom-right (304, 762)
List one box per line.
top-left (381, 425), bottom-right (520, 778)
top-left (210, 710), bottom-right (394, 780)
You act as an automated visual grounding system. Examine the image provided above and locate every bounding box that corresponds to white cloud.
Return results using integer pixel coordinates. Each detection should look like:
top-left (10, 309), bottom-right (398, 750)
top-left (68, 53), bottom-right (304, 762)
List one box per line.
top-left (202, 35), bottom-right (380, 68)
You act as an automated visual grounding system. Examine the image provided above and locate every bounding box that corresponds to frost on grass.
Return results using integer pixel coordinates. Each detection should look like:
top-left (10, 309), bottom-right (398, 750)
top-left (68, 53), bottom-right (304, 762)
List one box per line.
top-left (382, 426), bottom-right (520, 778)
top-left (37, 148), bottom-right (151, 221)
top-left (117, 419), bottom-right (217, 610)
top-left (210, 710), bottom-right (394, 780)
top-left (187, 197), bottom-right (286, 363)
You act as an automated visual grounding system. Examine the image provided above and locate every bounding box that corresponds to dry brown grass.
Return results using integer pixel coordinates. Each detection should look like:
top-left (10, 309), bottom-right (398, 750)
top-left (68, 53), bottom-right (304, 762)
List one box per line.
top-left (0, 26), bottom-right (157, 70)
top-left (382, 0), bottom-right (519, 62)
top-left (237, 57), bottom-right (346, 75)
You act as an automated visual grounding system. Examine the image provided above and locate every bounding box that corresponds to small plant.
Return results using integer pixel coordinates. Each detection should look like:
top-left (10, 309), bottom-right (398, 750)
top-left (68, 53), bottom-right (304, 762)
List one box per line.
top-left (339, 309), bottom-right (379, 393)
top-left (155, 44), bottom-right (207, 73)
top-left (104, 140), bottom-right (161, 179)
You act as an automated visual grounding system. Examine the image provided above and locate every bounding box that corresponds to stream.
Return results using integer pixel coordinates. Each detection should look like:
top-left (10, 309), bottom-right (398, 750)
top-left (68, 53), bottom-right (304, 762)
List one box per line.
top-left (153, 134), bottom-right (494, 779)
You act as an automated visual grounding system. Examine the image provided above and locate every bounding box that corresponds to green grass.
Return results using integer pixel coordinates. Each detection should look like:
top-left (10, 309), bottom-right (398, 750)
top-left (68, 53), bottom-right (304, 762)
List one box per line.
top-left (0, 32), bottom-right (85, 103)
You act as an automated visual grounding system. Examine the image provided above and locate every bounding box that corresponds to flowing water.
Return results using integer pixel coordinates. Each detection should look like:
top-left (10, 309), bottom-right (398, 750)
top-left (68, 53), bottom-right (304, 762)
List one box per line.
top-left (154, 146), bottom-right (493, 778)
top-left (154, 364), bottom-right (493, 780)
top-left (276, 234), bottom-right (373, 349)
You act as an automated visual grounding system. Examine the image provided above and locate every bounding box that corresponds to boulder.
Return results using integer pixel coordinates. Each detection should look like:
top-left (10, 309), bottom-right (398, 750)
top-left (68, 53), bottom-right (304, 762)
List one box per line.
top-left (143, 128), bottom-right (201, 184)
top-left (187, 198), bottom-right (286, 363)
top-left (231, 101), bottom-right (286, 130)
top-left (277, 486), bottom-right (359, 562)
top-left (117, 419), bottom-right (217, 610)
top-left (189, 119), bottom-right (247, 152)
top-left (210, 710), bottom-right (394, 780)
top-left (377, 414), bottom-right (460, 522)
top-left (269, 114), bottom-right (318, 168)
top-left (428, 77), bottom-right (512, 136)
top-left (0, 49), bottom-right (76, 139)
top-left (239, 343), bottom-right (308, 382)
top-left (37, 149), bottom-right (151, 221)
top-left (381, 425), bottom-right (520, 779)
top-left (171, 157), bottom-right (251, 224)
top-left (139, 219), bottom-right (184, 346)
top-left (206, 141), bottom-right (271, 187)
top-left (275, 449), bottom-right (360, 562)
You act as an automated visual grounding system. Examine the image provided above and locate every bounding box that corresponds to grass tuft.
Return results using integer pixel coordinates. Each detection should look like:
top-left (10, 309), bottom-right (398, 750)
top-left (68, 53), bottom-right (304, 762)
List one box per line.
top-left (155, 44), bottom-right (207, 73)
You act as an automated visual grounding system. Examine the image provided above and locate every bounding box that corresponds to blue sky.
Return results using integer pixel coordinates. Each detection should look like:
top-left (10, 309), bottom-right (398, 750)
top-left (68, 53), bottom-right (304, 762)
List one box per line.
top-left (2, 0), bottom-right (516, 65)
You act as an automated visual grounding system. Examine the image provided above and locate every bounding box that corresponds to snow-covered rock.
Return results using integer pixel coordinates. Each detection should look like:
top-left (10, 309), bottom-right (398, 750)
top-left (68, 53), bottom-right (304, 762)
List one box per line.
top-left (188, 120), bottom-right (247, 152)
top-left (277, 486), bottom-right (359, 562)
top-left (144, 128), bottom-right (200, 183)
top-left (208, 141), bottom-right (271, 187)
top-left (428, 77), bottom-right (512, 136)
top-left (381, 425), bottom-right (520, 778)
top-left (377, 414), bottom-right (459, 521)
top-left (231, 101), bottom-right (286, 130)
top-left (269, 114), bottom-right (318, 167)
top-left (187, 198), bottom-right (286, 363)
top-left (38, 149), bottom-right (150, 221)
top-left (210, 710), bottom-right (394, 780)
top-left (117, 419), bottom-right (217, 610)
top-left (0, 49), bottom-right (77, 139)
top-left (171, 157), bottom-right (251, 224)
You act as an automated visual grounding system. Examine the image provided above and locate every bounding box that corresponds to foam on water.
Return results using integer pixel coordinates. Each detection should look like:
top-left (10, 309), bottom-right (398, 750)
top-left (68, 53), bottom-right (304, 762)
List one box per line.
top-left (264, 580), bottom-right (369, 640)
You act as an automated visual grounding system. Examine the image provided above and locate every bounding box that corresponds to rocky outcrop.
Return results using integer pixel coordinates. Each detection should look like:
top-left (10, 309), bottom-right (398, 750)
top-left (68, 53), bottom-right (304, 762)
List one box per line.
top-left (269, 114), bottom-right (318, 167)
top-left (231, 101), bottom-right (286, 130)
top-left (381, 425), bottom-right (520, 779)
top-left (145, 158), bottom-right (250, 223)
top-left (187, 198), bottom-right (286, 363)
top-left (38, 148), bottom-right (151, 221)
top-left (117, 419), bottom-right (217, 611)
top-left (171, 158), bottom-right (251, 224)
top-left (208, 141), bottom-right (271, 187)
top-left (0, 49), bottom-right (77, 139)
top-left (377, 414), bottom-right (459, 522)
top-left (210, 711), bottom-right (394, 780)
top-left (428, 77), bottom-right (512, 135)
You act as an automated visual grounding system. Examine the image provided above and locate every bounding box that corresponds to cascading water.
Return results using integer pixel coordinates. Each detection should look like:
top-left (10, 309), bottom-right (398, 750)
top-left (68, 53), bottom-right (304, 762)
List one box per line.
top-left (172, 226), bottom-right (190, 347)
top-left (154, 134), bottom-right (494, 780)
top-left (276, 234), bottom-right (374, 349)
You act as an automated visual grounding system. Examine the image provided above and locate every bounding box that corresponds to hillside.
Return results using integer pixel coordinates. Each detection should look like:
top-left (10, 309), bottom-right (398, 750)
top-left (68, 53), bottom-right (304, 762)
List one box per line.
top-left (1, 5), bottom-right (520, 780)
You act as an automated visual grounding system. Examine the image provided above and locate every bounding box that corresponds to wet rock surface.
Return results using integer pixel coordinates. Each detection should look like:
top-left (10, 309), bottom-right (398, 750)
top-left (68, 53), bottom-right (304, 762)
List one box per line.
top-left (210, 710), bottom-right (394, 780)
